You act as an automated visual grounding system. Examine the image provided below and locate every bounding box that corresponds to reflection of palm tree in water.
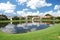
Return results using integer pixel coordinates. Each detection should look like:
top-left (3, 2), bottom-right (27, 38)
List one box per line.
top-left (32, 17), bottom-right (34, 23)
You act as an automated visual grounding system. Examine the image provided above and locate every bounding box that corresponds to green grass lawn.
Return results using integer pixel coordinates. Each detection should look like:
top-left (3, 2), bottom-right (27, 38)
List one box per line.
top-left (0, 20), bottom-right (26, 23)
top-left (0, 24), bottom-right (60, 40)
top-left (0, 19), bottom-right (60, 23)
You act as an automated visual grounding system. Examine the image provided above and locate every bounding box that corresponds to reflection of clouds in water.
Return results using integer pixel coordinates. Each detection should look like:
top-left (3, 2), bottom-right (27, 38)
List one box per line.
top-left (1, 24), bottom-right (18, 33)
top-left (30, 28), bottom-right (37, 32)
top-left (0, 23), bottom-right (49, 34)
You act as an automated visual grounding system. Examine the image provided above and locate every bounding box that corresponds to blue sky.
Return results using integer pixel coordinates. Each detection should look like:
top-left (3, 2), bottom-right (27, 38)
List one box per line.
top-left (0, 0), bottom-right (60, 16)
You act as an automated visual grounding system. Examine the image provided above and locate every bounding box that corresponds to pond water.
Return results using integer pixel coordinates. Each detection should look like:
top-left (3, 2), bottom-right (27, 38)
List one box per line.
top-left (0, 22), bottom-right (54, 34)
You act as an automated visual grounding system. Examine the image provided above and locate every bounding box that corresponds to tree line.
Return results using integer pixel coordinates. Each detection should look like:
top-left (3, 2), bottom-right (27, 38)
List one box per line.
top-left (0, 14), bottom-right (60, 20)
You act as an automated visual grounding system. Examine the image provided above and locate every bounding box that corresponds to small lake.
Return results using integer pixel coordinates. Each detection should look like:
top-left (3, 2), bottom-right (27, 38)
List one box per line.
top-left (0, 22), bottom-right (54, 34)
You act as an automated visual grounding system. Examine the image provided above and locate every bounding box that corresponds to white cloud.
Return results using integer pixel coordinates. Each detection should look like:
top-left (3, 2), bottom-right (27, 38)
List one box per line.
top-left (16, 0), bottom-right (28, 5)
top-left (17, 8), bottom-right (41, 16)
top-left (25, 11), bottom-right (40, 16)
top-left (17, 8), bottom-right (59, 17)
top-left (4, 10), bottom-right (14, 13)
top-left (4, 9), bottom-right (16, 16)
top-left (44, 11), bottom-right (53, 15)
top-left (17, 8), bottom-right (29, 16)
top-left (27, 0), bottom-right (52, 9)
top-left (16, 0), bottom-right (52, 9)
top-left (4, 10), bottom-right (16, 15)
top-left (23, 8), bottom-right (29, 11)
top-left (56, 10), bottom-right (60, 16)
top-left (0, 1), bottom-right (16, 16)
top-left (17, 11), bottom-right (25, 16)
top-left (17, 11), bottom-right (40, 16)
top-left (17, 9), bottom-right (60, 17)
top-left (54, 5), bottom-right (60, 10)
top-left (43, 10), bottom-right (60, 17)
top-left (0, 1), bottom-right (16, 11)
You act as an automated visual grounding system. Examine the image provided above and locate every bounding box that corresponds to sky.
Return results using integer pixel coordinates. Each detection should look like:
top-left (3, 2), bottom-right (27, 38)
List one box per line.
top-left (0, 0), bottom-right (60, 16)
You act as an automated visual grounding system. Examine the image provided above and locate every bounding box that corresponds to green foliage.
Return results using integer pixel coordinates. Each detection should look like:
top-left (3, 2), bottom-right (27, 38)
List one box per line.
top-left (21, 17), bottom-right (25, 20)
top-left (0, 15), bottom-right (8, 20)
top-left (12, 16), bottom-right (19, 20)
top-left (45, 14), bottom-right (52, 16)
top-left (56, 17), bottom-right (60, 20)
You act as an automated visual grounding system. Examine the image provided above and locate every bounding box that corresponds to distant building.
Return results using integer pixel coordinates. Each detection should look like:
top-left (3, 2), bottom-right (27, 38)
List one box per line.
top-left (7, 16), bottom-right (13, 20)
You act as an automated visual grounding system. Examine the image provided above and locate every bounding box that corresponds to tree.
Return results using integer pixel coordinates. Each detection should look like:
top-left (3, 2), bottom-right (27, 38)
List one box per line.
top-left (45, 14), bottom-right (52, 16)
top-left (45, 14), bottom-right (53, 19)
top-left (12, 16), bottom-right (19, 20)
top-left (0, 15), bottom-right (8, 20)
top-left (56, 17), bottom-right (60, 20)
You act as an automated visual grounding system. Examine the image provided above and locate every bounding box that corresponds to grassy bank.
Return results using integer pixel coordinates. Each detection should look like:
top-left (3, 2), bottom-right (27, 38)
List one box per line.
top-left (0, 24), bottom-right (60, 40)
top-left (0, 20), bottom-right (26, 23)
top-left (0, 20), bottom-right (60, 23)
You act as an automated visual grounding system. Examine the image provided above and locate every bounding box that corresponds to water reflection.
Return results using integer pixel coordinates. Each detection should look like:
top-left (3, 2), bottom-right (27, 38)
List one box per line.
top-left (0, 22), bottom-right (9, 28)
top-left (0, 23), bottom-right (50, 34)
